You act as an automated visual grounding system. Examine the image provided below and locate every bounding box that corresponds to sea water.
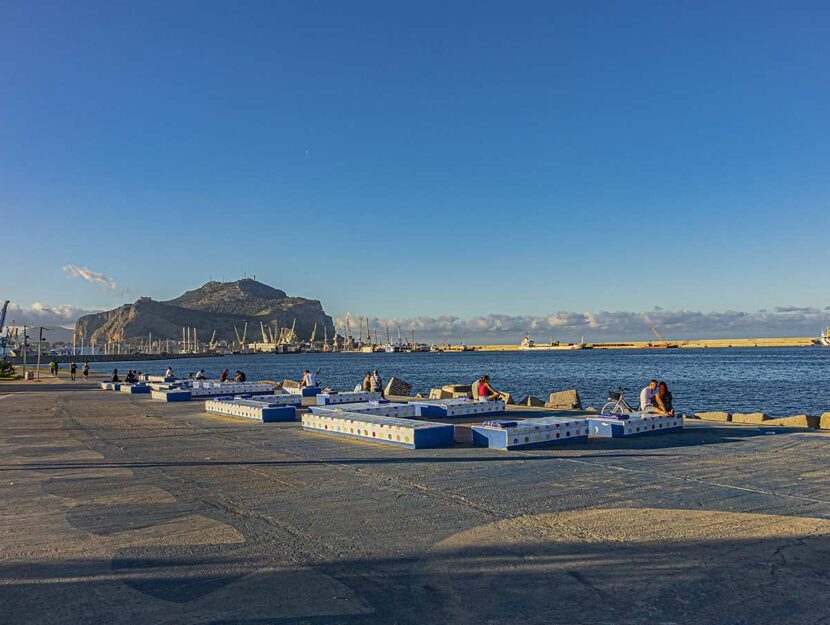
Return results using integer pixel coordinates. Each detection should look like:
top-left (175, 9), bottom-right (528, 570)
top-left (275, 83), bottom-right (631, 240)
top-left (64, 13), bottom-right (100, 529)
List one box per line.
top-left (101, 347), bottom-right (830, 417)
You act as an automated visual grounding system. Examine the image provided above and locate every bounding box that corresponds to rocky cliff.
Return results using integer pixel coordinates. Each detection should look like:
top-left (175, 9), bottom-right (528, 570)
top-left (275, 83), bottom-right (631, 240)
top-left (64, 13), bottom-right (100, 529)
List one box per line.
top-left (75, 279), bottom-right (334, 344)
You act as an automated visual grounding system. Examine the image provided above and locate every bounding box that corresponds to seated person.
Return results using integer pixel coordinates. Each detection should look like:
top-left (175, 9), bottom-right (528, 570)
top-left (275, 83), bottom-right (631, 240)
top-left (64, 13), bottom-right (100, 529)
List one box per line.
top-left (220, 369), bottom-right (229, 382)
top-left (301, 369), bottom-right (315, 387)
top-left (654, 381), bottom-right (675, 416)
top-left (477, 375), bottom-right (501, 401)
top-left (195, 369), bottom-right (206, 380)
top-left (164, 367), bottom-right (175, 379)
top-left (124, 370), bottom-right (137, 384)
top-left (639, 380), bottom-right (658, 412)
top-left (111, 369), bottom-right (120, 383)
top-left (234, 370), bottom-right (246, 382)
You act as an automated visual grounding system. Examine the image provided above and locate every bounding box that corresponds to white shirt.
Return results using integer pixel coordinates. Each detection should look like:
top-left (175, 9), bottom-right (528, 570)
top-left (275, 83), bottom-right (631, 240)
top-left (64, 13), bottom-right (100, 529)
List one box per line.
top-left (165, 368), bottom-right (173, 377)
top-left (639, 386), bottom-right (656, 410)
top-left (303, 372), bottom-right (317, 387)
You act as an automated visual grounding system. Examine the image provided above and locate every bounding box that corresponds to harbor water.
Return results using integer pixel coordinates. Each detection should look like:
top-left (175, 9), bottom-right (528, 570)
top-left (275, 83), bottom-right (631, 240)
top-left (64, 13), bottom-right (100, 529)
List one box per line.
top-left (99, 347), bottom-right (830, 417)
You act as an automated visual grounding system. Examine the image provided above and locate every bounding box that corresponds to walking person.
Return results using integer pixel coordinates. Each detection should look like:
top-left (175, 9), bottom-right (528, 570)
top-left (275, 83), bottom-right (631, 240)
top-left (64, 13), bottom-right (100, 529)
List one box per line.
top-left (70, 361), bottom-right (77, 381)
top-left (82, 362), bottom-right (89, 381)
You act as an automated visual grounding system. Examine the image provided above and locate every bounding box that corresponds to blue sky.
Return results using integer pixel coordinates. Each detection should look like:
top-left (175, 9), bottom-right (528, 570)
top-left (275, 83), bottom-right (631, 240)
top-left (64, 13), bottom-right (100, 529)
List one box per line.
top-left (2, 1), bottom-right (829, 339)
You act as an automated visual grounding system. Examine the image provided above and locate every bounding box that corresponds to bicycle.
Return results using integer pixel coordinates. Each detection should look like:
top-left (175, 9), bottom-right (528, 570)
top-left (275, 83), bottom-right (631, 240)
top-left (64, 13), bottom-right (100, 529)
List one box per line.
top-left (601, 387), bottom-right (635, 415)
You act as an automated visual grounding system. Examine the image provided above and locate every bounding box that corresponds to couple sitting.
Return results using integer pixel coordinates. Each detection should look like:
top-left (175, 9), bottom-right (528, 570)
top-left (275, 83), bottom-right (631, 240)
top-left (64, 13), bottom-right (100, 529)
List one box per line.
top-left (639, 379), bottom-right (674, 416)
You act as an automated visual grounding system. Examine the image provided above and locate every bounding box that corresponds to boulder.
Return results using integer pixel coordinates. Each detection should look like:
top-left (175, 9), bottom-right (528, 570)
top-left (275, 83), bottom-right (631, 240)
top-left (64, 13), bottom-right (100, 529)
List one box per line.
top-left (819, 413), bottom-right (830, 430)
top-left (384, 377), bottom-right (413, 397)
top-left (282, 379), bottom-right (301, 391)
top-left (518, 395), bottom-right (546, 408)
top-left (429, 388), bottom-right (453, 400)
top-left (694, 411), bottom-right (731, 422)
top-left (585, 406), bottom-right (597, 412)
top-left (763, 415), bottom-right (819, 428)
top-left (499, 392), bottom-right (515, 405)
top-left (546, 389), bottom-right (582, 410)
top-left (442, 384), bottom-right (472, 394)
top-left (731, 412), bottom-right (769, 424)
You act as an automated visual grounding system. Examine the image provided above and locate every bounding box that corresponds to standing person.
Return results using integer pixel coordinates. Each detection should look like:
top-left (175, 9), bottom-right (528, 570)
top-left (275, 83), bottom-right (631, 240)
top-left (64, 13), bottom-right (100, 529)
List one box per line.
top-left (639, 380), bottom-right (658, 412)
top-left (654, 381), bottom-right (675, 416)
top-left (70, 362), bottom-right (77, 381)
top-left (362, 371), bottom-right (372, 392)
top-left (220, 368), bottom-right (229, 382)
top-left (54, 361), bottom-right (60, 377)
top-left (49, 360), bottom-right (57, 376)
top-left (371, 369), bottom-right (384, 398)
top-left (82, 362), bottom-right (89, 381)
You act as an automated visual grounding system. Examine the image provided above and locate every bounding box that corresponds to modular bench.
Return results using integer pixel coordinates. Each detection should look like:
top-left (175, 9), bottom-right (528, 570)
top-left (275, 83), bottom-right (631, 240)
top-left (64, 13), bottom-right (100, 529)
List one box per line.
top-left (472, 416), bottom-right (590, 450)
top-left (150, 383), bottom-right (275, 402)
top-left (309, 401), bottom-right (416, 419)
top-left (301, 411), bottom-right (454, 449)
top-left (412, 398), bottom-right (506, 418)
top-left (141, 375), bottom-right (177, 383)
top-left (587, 413), bottom-right (684, 438)
top-left (99, 382), bottom-right (122, 391)
top-left (205, 398), bottom-right (297, 422)
top-left (316, 391), bottom-right (382, 405)
top-left (119, 383), bottom-right (151, 394)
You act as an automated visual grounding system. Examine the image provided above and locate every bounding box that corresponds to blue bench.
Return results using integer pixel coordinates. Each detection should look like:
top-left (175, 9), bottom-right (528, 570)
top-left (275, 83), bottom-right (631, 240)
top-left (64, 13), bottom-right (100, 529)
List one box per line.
top-left (309, 401), bottom-right (416, 419)
top-left (150, 389), bottom-right (192, 402)
top-left (472, 416), bottom-right (589, 450)
top-left (205, 398), bottom-right (296, 422)
top-left (412, 398), bottom-right (506, 418)
top-left (301, 411), bottom-right (454, 449)
top-left (587, 414), bottom-right (684, 438)
top-left (316, 391), bottom-right (382, 405)
top-left (120, 384), bottom-right (151, 394)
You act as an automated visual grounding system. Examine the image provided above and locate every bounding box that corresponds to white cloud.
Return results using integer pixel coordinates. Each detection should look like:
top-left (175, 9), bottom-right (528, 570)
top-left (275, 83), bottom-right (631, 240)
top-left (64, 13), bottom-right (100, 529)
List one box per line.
top-left (4, 302), bottom-right (102, 329)
top-left (335, 307), bottom-right (830, 343)
top-left (62, 264), bottom-right (118, 290)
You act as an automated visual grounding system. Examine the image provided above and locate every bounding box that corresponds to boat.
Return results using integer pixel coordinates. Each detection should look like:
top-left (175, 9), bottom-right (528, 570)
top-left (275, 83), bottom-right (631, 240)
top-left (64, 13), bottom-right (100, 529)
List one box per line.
top-left (518, 333), bottom-right (587, 350)
top-left (817, 327), bottom-right (830, 346)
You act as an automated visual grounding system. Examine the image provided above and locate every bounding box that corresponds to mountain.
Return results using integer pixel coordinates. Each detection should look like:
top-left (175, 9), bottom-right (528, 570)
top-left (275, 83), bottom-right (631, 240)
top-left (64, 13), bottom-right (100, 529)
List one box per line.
top-left (75, 279), bottom-right (334, 345)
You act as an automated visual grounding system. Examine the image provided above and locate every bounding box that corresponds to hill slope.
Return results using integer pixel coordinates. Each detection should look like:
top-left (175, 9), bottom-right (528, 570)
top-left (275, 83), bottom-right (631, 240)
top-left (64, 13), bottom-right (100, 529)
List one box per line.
top-left (75, 279), bottom-right (334, 345)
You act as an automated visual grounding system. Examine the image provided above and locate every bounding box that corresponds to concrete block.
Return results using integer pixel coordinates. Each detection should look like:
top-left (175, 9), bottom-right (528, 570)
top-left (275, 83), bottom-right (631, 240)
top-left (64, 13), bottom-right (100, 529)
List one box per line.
top-left (695, 411), bottom-right (732, 422)
top-left (442, 384), bottom-right (472, 394)
top-left (588, 414), bottom-right (684, 438)
top-left (205, 398), bottom-right (296, 423)
top-left (518, 395), bottom-right (546, 408)
top-left (311, 402), bottom-right (416, 419)
top-left (546, 389), bottom-right (582, 410)
top-left (384, 377), bottom-right (412, 397)
top-left (429, 388), bottom-right (453, 400)
top-left (413, 398), bottom-right (505, 418)
top-left (282, 379), bottom-right (302, 391)
top-left (821, 413), bottom-right (830, 430)
top-left (316, 391), bottom-right (382, 405)
top-left (301, 411), bottom-right (454, 449)
top-left (473, 416), bottom-right (589, 450)
top-left (500, 392), bottom-right (515, 405)
top-left (763, 415), bottom-right (819, 428)
top-left (731, 412), bottom-right (770, 424)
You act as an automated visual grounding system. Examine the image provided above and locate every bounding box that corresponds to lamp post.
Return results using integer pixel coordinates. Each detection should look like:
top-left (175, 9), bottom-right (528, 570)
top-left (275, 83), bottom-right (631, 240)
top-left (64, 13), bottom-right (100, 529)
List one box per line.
top-left (22, 325), bottom-right (27, 379)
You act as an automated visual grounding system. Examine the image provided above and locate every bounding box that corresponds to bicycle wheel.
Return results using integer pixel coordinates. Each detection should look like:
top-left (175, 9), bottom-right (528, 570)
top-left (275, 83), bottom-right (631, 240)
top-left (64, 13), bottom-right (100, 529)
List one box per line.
top-left (600, 401), bottom-right (618, 415)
